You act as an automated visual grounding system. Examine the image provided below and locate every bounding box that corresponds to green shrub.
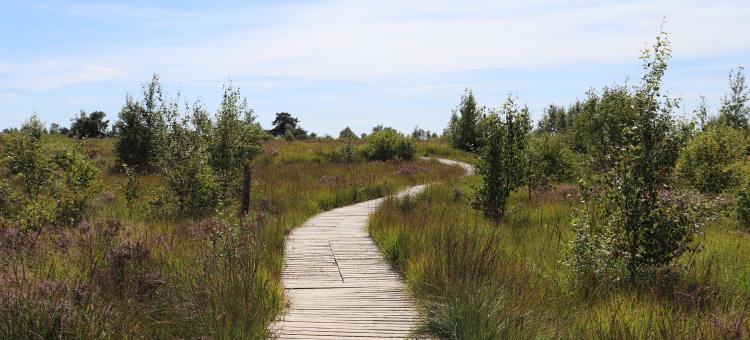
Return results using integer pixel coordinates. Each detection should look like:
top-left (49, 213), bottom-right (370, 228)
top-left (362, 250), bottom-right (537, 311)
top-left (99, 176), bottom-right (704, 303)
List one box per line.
top-left (675, 125), bottom-right (746, 194)
top-left (326, 139), bottom-right (362, 163)
top-left (338, 126), bottom-right (358, 140)
top-left (361, 129), bottom-right (415, 161)
top-left (2, 131), bottom-right (99, 229)
top-left (167, 155), bottom-right (221, 216)
top-left (115, 74), bottom-right (167, 172)
top-left (208, 83), bottom-right (264, 195)
top-left (70, 110), bottom-right (109, 138)
top-left (716, 66), bottom-right (749, 130)
top-left (570, 30), bottom-right (702, 285)
top-left (525, 133), bottom-right (580, 192)
top-left (0, 179), bottom-right (11, 216)
top-left (472, 96), bottom-right (531, 221)
top-left (736, 181), bottom-right (750, 227)
top-left (3, 130), bottom-right (52, 198)
top-left (51, 145), bottom-right (100, 225)
top-left (447, 89), bottom-right (483, 152)
top-left (123, 165), bottom-right (139, 215)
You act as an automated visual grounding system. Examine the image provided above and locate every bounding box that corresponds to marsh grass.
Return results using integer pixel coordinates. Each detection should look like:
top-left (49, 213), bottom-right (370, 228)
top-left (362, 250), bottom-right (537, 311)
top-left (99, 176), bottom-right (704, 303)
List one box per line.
top-left (369, 178), bottom-right (750, 339)
top-left (415, 140), bottom-right (476, 164)
top-left (0, 137), bottom-right (464, 338)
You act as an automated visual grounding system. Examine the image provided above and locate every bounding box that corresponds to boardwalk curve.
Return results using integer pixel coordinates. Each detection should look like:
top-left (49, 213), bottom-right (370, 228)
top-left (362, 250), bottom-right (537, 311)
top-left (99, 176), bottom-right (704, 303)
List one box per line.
top-left (272, 158), bottom-right (472, 339)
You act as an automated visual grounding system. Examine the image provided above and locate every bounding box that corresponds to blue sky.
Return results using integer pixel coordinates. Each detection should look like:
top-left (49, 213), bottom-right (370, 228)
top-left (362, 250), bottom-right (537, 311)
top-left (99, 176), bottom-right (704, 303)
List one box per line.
top-left (0, 0), bottom-right (748, 135)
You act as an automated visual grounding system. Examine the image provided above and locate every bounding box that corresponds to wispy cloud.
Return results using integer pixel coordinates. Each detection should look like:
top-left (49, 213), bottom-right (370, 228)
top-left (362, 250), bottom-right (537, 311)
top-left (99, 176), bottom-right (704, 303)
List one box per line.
top-left (4, 0), bottom-right (749, 90)
top-left (20, 65), bottom-right (126, 91)
top-left (0, 0), bottom-right (748, 132)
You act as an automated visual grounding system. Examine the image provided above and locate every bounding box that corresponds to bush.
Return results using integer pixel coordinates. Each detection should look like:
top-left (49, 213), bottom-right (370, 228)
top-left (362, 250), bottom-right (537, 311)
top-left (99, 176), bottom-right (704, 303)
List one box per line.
top-left (675, 125), bottom-right (746, 194)
top-left (326, 139), bottom-right (362, 163)
top-left (70, 110), bottom-right (109, 138)
top-left (3, 130), bottom-right (51, 198)
top-left (0, 180), bottom-right (12, 216)
top-left (338, 126), bottom-right (358, 139)
top-left (736, 181), bottom-right (750, 226)
top-left (51, 145), bottom-right (100, 225)
top-left (472, 96), bottom-right (531, 221)
top-left (447, 89), bottom-right (483, 152)
top-left (209, 83), bottom-right (264, 194)
top-left (717, 66), bottom-right (749, 130)
top-left (166, 154), bottom-right (222, 216)
top-left (525, 133), bottom-right (580, 192)
top-left (737, 192), bottom-right (750, 226)
top-left (2, 130), bottom-right (99, 229)
top-left (361, 129), bottom-right (415, 161)
top-left (115, 74), bottom-right (167, 172)
top-left (570, 30), bottom-right (702, 285)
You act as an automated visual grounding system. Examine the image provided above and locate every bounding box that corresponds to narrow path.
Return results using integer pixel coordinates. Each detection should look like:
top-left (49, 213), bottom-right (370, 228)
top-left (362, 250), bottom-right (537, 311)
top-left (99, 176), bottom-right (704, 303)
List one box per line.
top-left (272, 158), bottom-right (472, 339)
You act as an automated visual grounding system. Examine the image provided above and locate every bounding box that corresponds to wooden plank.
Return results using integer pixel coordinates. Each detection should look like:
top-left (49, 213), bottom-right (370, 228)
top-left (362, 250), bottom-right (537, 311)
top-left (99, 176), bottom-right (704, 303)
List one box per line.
top-left (271, 158), bottom-right (472, 339)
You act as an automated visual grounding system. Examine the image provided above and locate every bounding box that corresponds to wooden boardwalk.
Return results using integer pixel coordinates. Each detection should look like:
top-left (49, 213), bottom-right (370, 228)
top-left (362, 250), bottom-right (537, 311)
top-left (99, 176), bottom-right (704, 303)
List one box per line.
top-left (272, 159), bottom-right (471, 339)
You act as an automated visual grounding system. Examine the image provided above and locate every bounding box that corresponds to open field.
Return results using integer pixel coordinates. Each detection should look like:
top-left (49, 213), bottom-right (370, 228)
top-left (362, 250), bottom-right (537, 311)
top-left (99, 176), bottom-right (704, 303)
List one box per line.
top-left (370, 178), bottom-right (750, 338)
top-left (0, 137), bottom-right (464, 338)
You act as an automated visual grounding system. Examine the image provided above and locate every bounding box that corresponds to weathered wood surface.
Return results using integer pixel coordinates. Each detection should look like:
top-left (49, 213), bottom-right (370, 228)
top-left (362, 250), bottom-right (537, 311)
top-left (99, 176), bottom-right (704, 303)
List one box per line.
top-left (272, 158), bottom-right (471, 339)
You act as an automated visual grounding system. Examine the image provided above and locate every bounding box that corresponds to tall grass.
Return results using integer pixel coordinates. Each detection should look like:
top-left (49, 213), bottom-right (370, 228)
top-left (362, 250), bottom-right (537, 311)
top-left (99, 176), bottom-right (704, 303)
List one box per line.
top-left (415, 140), bottom-right (476, 164)
top-left (0, 137), bottom-right (465, 338)
top-left (369, 179), bottom-right (750, 339)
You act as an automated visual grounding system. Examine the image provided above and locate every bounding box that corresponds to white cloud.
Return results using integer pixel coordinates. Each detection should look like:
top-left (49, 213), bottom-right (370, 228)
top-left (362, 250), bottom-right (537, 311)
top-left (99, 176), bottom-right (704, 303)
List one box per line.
top-left (20, 65), bottom-right (126, 91)
top-left (129, 0), bottom-right (750, 82)
top-left (3, 0), bottom-right (749, 91)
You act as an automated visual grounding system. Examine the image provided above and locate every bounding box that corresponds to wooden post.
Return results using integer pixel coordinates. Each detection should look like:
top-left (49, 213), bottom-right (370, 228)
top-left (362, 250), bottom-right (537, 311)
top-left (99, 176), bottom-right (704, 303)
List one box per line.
top-left (241, 164), bottom-right (252, 216)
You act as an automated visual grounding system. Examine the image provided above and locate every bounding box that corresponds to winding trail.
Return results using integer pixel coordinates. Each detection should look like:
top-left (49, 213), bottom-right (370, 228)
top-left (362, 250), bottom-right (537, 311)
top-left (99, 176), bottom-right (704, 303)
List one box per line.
top-left (272, 158), bottom-right (472, 339)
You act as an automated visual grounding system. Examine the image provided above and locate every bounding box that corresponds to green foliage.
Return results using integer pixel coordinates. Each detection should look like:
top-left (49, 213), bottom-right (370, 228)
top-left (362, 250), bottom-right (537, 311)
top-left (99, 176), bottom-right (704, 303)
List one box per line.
top-left (3, 129), bottom-right (52, 198)
top-left (2, 129), bottom-right (99, 229)
top-left (537, 104), bottom-right (576, 134)
top-left (472, 96), bottom-right (531, 220)
top-left (142, 83), bottom-right (266, 217)
top-left (411, 126), bottom-right (437, 140)
top-left (0, 179), bottom-right (12, 216)
top-left (675, 125), bottom-right (746, 194)
top-left (564, 86), bottom-right (684, 175)
top-left (113, 78), bottom-right (266, 217)
top-left (269, 112), bottom-right (307, 139)
top-left (163, 107), bottom-right (222, 216)
top-left (447, 89), bottom-right (483, 151)
top-left (21, 114), bottom-right (47, 138)
top-left (570, 29), bottom-right (701, 284)
top-left (415, 141), bottom-right (475, 163)
top-left (327, 139), bottom-right (362, 163)
top-left (114, 74), bottom-right (167, 172)
top-left (361, 129), bottom-right (415, 161)
top-left (123, 165), bottom-right (139, 215)
top-left (717, 66), bottom-right (749, 130)
top-left (50, 145), bottom-right (100, 225)
top-left (338, 126), bottom-right (358, 139)
top-left (209, 83), bottom-right (264, 194)
top-left (525, 133), bottom-right (580, 192)
top-left (569, 86), bottom-right (637, 170)
top-left (70, 110), bottom-right (109, 138)
top-left (736, 180), bottom-right (750, 227)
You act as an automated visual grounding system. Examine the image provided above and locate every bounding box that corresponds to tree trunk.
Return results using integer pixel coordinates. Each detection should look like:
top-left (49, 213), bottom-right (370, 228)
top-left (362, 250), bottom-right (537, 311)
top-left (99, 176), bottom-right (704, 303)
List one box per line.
top-left (241, 164), bottom-right (252, 215)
